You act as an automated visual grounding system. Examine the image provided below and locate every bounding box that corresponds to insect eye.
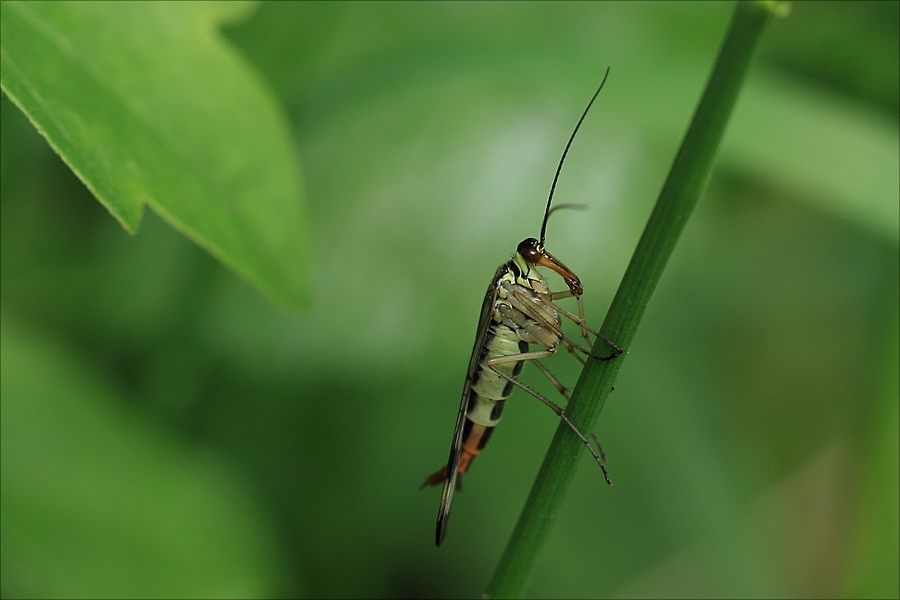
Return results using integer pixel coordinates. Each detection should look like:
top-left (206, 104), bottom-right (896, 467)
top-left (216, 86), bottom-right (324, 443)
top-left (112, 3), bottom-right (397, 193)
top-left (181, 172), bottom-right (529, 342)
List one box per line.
top-left (517, 238), bottom-right (542, 263)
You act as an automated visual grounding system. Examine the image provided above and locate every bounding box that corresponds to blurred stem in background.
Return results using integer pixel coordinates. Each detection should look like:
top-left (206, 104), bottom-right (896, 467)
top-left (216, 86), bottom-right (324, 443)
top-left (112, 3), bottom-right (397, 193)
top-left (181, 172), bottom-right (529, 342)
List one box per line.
top-left (487, 2), bottom-right (783, 597)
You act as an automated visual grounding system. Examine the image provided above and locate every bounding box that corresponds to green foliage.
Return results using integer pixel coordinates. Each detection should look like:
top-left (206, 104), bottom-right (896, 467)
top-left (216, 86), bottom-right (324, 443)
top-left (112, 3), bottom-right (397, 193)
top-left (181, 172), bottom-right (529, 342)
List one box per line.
top-left (1, 1), bottom-right (897, 598)
top-left (0, 1), bottom-right (309, 308)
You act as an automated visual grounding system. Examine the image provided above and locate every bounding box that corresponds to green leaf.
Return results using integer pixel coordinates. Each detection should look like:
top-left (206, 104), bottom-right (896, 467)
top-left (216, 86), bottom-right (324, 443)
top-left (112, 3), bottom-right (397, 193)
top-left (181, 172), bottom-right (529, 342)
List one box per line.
top-left (0, 1), bottom-right (309, 309)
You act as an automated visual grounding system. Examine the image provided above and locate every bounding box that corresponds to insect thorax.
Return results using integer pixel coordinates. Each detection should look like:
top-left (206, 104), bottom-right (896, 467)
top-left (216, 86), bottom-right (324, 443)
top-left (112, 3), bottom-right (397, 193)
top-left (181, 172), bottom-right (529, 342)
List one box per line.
top-left (491, 254), bottom-right (561, 349)
top-left (509, 251), bottom-right (550, 295)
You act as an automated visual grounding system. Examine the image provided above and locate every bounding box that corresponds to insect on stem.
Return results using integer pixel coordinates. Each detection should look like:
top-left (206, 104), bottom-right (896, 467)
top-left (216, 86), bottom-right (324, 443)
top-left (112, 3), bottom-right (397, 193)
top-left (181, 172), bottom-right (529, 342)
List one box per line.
top-left (423, 69), bottom-right (620, 546)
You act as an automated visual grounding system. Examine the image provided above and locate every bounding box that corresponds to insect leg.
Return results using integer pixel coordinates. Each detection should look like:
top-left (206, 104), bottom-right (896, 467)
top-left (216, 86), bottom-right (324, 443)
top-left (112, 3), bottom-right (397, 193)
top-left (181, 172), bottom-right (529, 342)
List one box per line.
top-left (505, 284), bottom-right (622, 362)
top-left (504, 285), bottom-right (565, 338)
top-left (591, 432), bottom-right (609, 463)
top-left (550, 289), bottom-right (591, 341)
top-left (550, 294), bottom-right (624, 358)
top-left (485, 354), bottom-right (612, 485)
top-left (560, 336), bottom-right (620, 363)
top-left (527, 359), bottom-right (613, 476)
top-left (531, 359), bottom-right (571, 401)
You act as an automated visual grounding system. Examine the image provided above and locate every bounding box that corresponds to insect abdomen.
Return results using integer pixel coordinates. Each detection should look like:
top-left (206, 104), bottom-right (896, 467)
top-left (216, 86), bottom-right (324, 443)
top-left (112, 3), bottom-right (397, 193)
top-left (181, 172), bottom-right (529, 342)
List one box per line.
top-left (468, 327), bottom-right (527, 425)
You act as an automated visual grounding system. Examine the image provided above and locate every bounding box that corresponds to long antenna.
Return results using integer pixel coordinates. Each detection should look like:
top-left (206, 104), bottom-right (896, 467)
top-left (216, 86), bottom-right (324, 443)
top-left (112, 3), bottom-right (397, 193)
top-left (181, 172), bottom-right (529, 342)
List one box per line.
top-left (539, 67), bottom-right (610, 246)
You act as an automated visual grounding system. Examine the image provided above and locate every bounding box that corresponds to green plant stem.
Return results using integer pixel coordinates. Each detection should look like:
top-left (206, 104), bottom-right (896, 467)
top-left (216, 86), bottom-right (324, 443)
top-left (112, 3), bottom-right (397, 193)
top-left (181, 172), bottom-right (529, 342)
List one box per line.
top-left (486, 2), bottom-right (780, 597)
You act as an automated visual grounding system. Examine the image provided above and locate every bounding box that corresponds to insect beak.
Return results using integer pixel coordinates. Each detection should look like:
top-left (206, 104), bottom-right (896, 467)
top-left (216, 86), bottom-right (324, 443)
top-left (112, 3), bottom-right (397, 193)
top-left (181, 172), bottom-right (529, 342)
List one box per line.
top-left (536, 249), bottom-right (583, 297)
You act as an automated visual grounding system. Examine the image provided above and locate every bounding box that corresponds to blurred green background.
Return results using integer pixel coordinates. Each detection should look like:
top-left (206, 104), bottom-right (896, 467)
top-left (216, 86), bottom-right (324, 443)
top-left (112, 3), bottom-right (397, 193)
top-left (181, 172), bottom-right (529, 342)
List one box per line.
top-left (1, 1), bottom-right (897, 598)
